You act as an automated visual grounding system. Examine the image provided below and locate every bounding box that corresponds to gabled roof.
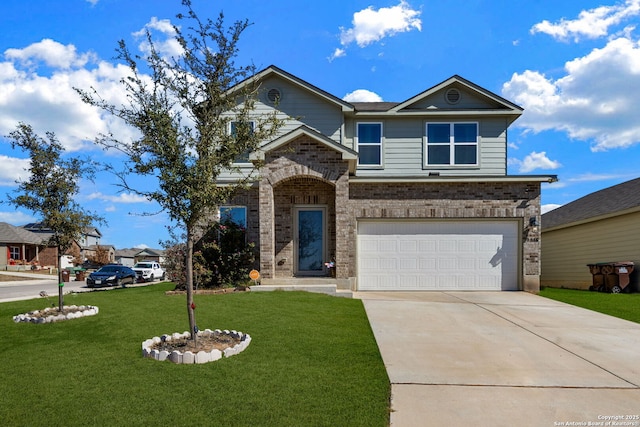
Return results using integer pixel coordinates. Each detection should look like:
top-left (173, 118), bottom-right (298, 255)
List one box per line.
top-left (135, 248), bottom-right (165, 257)
top-left (86, 244), bottom-right (115, 251)
top-left (0, 222), bottom-right (44, 245)
top-left (233, 65), bottom-right (355, 112)
top-left (115, 248), bottom-right (139, 258)
top-left (251, 125), bottom-right (358, 162)
top-left (388, 75), bottom-right (523, 119)
top-left (23, 223), bottom-right (101, 238)
top-left (542, 177), bottom-right (640, 230)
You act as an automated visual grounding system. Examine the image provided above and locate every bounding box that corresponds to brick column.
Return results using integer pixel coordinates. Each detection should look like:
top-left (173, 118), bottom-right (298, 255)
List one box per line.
top-left (334, 172), bottom-right (350, 281)
top-left (259, 179), bottom-right (275, 278)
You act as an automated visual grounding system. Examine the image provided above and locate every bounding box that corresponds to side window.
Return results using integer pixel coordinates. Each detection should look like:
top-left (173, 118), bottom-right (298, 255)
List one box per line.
top-left (426, 122), bottom-right (478, 166)
top-left (219, 206), bottom-right (247, 228)
top-left (357, 122), bottom-right (383, 167)
top-left (229, 121), bottom-right (255, 164)
top-left (9, 246), bottom-right (20, 260)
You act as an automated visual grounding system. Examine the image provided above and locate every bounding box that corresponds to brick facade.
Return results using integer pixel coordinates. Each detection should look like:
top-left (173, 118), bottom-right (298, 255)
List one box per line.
top-left (347, 182), bottom-right (542, 291)
top-left (242, 134), bottom-right (543, 292)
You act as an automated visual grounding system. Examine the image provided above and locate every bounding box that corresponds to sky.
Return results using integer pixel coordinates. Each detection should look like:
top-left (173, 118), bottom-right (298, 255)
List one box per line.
top-left (1, 0), bottom-right (640, 250)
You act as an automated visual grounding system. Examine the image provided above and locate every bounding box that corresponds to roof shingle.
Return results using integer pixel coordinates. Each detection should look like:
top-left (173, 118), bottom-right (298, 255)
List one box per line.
top-left (542, 177), bottom-right (640, 229)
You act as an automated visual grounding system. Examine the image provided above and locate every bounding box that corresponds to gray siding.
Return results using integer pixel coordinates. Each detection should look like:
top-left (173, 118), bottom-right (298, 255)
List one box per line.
top-left (406, 85), bottom-right (504, 110)
top-left (259, 75), bottom-right (343, 141)
top-left (219, 75), bottom-right (345, 181)
top-left (346, 116), bottom-right (507, 176)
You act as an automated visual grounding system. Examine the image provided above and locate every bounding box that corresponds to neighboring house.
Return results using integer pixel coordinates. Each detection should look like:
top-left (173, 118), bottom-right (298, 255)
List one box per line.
top-left (218, 66), bottom-right (556, 292)
top-left (78, 227), bottom-right (102, 247)
top-left (0, 222), bottom-right (46, 268)
top-left (0, 222), bottom-right (77, 269)
top-left (83, 245), bottom-right (116, 265)
top-left (23, 223), bottom-right (101, 266)
top-left (115, 248), bottom-right (139, 267)
top-left (541, 177), bottom-right (640, 291)
top-left (134, 248), bottom-right (165, 264)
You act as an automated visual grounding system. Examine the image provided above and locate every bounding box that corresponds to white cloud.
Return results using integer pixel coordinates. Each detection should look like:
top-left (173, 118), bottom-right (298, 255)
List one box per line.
top-left (502, 37), bottom-right (640, 151)
top-left (4, 39), bottom-right (95, 69)
top-left (134, 17), bottom-right (184, 59)
top-left (0, 210), bottom-right (35, 225)
top-left (343, 89), bottom-right (383, 102)
top-left (0, 155), bottom-right (30, 186)
top-left (328, 48), bottom-right (346, 62)
top-left (568, 172), bottom-right (638, 182)
top-left (512, 151), bottom-right (562, 173)
top-left (333, 1), bottom-right (421, 58)
top-left (134, 244), bottom-right (149, 249)
top-left (531, 0), bottom-right (640, 42)
top-left (87, 192), bottom-right (150, 204)
top-left (541, 204), bottom-right (562, 214)
top-left (85, 0), bottom-right (99, 5)
top-left (0, 40), bottom-right (140, 152)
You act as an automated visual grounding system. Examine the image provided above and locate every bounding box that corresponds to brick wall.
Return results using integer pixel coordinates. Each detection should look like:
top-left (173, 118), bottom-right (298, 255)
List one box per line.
top-left (234, 132), bottom-right (544, 291)
top-left (272, 178), bottom-right (336, 277)
top-left (347, 181), bottom-right (542, 290)
top-left (258, 136), bottom-right (349, 278)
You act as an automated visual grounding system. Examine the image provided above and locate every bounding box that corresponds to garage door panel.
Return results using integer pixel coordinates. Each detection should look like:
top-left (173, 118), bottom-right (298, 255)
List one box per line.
top-left (400, 258), bottom-right (418, 270)
top-left (357, 220), bottom-right (519, 291)
top-left (457, 239), bottom-right (476, 252)
top-left (438, 240), bottom-right (457, 253)
top-left (419, 258), bottom-right (436, 269)
top-left (419, 240), bottom-right (437, 252)
top-left (457, 257), bottom-right (477, 270)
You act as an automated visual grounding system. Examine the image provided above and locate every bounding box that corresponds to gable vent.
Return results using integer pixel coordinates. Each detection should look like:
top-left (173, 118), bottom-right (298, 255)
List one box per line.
top-left (445, 88), bottom-right (461, 105)
top-left (267, 88), bottom-right (282, 104)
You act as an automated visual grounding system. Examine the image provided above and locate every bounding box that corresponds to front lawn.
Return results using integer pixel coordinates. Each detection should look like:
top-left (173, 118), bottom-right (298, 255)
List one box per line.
top-left (539, 287), bottom-right (640, 324)
top-left (0, 284), bottom-right (390, 426)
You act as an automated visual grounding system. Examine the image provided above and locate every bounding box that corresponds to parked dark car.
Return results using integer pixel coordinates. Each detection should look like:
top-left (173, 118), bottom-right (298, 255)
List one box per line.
top-left (86, 264), bottom-right (136, 288)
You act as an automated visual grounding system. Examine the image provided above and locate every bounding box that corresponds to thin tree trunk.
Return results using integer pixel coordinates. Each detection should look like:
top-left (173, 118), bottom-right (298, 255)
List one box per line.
top-left (57, 249), bottom-right (64, 312)
top-left (186, 228), bottom-right (197, 343)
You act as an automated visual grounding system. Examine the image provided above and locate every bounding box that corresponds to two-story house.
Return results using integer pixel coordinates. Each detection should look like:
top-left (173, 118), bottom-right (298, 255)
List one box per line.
top-left (219, 66), bottom-right (556, 293)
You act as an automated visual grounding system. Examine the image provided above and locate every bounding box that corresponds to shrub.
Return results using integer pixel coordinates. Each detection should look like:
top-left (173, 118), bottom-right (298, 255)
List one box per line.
top-left (164, 220), bottom-right (255, 290)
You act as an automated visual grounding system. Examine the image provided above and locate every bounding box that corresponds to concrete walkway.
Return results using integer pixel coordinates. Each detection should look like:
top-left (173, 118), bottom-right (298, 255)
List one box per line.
top-left (355, 291), bottom-right (640, 427)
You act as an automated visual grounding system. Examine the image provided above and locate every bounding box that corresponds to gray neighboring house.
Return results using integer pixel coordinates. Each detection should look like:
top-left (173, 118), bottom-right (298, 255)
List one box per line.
top-left (218, 66), bottom-right (556, 292)
top-left (133, 248), bottom-right (165, 264)
top-left (115, 248), bottom-right (139, 267)
top-left (541, 177), bottom-right (640, 291)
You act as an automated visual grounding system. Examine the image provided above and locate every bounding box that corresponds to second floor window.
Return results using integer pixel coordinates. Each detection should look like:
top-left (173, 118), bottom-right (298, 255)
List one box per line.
top-left (426, 122), bottom-right (478, 166)
top-left (357, 122), bottom-right (383, 166)
top-left (230, 120), bottom-right (255, 164)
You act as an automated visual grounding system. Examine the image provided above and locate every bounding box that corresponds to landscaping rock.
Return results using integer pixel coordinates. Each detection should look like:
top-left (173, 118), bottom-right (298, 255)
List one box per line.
top-left (182, 351), bottom-right (195, 364)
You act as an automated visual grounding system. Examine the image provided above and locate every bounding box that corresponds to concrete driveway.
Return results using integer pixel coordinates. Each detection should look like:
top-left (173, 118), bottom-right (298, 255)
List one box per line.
top-left (355, 291), bottom-right (640, 427)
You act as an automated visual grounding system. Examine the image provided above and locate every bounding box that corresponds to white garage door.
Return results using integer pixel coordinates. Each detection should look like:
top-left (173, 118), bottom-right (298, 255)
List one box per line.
top-left (357, 220), bottom-right (519, 291)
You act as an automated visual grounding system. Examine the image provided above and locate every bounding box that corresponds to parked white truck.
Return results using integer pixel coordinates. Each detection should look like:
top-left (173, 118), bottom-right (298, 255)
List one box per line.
top-left (132, 261), bottom-right (165, 282)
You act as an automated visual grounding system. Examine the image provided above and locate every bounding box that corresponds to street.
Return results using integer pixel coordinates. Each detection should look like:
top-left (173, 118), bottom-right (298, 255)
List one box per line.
top-left (1, 271), bottom-right (102, 303)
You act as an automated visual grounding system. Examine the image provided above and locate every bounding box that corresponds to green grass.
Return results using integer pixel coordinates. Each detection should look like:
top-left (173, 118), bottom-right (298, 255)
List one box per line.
top-left (0, 284), bottom-right (390, 426)
top-left (539, 287), bottom-right (640, 324)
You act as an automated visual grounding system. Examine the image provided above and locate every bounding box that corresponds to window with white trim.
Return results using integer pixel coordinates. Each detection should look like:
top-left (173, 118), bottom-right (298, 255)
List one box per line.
top-left (357, 122), bottom-right (383, 166)
top-left (229, 120), bottom-right (255, 164)
top-left (426, 122), bottom-right (478, 166)
top-left (9, 246), bottom-right (20, 260)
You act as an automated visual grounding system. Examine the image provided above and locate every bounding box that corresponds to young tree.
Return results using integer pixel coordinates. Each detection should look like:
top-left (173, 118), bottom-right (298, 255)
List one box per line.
top-left (77, 0), bottom-right (283, 341)
top-left (88, 245), bottom-right (112, 266)
top-left (6, 123), bottom-right (104, 311)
